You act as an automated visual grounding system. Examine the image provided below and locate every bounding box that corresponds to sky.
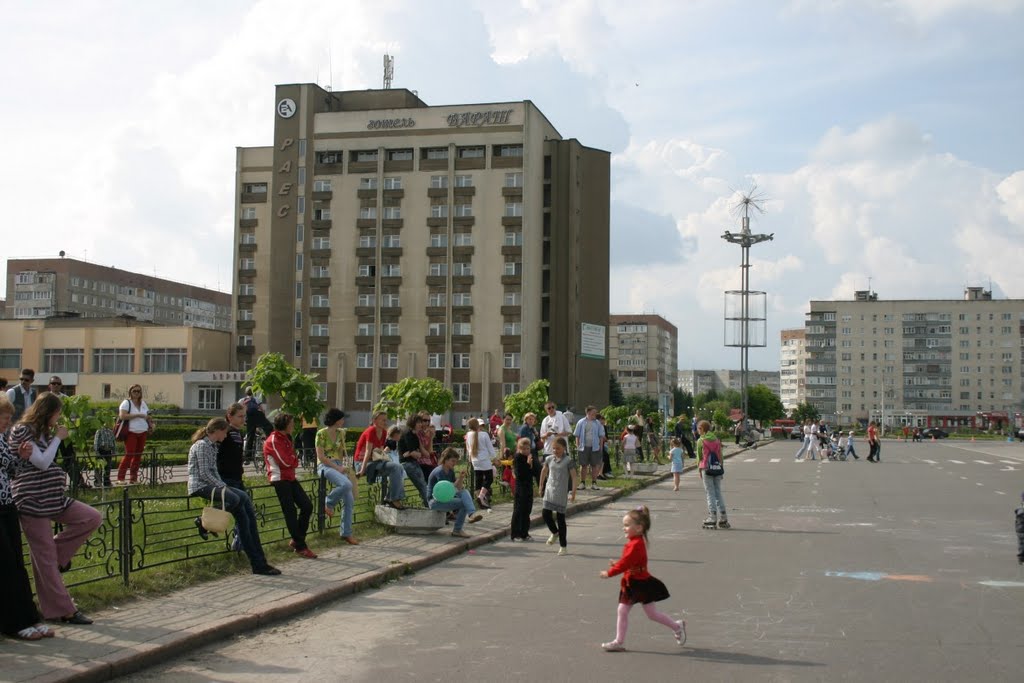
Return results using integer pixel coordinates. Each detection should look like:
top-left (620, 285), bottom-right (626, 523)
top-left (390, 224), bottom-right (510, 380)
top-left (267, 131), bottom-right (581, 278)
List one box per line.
top-left (2, 0), bottom-right (1022, 370)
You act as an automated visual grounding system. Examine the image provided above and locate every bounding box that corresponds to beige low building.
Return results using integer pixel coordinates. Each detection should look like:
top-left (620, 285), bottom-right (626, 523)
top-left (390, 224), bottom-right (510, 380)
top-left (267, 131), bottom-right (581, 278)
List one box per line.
top-left (0, 317), bottom-right (234, 409)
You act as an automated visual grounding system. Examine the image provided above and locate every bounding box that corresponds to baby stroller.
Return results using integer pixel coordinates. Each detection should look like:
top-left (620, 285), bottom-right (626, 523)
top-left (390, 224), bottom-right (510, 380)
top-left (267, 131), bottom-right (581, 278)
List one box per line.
top-left (820, 432), bottom-right (836, 460)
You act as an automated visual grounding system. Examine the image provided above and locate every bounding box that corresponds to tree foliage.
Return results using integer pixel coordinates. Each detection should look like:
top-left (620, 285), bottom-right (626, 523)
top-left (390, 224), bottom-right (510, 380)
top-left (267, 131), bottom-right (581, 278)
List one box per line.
top-left (374, 377), bottom-right (453, 421)
top-left (245, 353), bottom-right (325, 422)
top-left (608, 374), bottom-right (625, 407)
top-left (747, 384), bottom-right (785, 423)
top-left (503, 379), bottom-right (550, 422)
top-left (673, 388), bottom-right (691, 416)
top-left (60, 394), bottom-right (116, 457)
top-left (792, 401), bottom-right (820, 424)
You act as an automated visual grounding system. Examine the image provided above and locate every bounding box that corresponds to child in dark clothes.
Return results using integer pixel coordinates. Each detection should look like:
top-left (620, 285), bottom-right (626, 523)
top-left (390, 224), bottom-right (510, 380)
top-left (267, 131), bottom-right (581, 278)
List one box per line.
top-left (510, 437), bottom-right (534, 541)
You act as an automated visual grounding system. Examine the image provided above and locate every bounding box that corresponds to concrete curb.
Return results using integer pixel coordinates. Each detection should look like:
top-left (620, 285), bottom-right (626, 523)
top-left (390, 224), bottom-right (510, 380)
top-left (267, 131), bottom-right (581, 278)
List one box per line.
top-left (40, 445), bottom-right (753, 682)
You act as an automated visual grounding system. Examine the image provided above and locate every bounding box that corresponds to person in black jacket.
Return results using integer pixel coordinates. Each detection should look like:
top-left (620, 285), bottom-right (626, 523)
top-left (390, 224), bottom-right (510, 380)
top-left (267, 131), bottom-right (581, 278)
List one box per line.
top-left (509, 437), bottom-right (535, 541)
top-left (210, 402), bottom-right (248, 550)
top-left (397, 414), bottom-right (431, 506)
top-left (673, 418), bottom-right (696, 459)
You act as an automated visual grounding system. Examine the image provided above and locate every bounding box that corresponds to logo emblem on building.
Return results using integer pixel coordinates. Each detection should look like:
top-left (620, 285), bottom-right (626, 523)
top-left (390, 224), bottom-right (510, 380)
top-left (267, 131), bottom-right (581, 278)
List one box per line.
top-left (277, 98), bottom-right (297, 119)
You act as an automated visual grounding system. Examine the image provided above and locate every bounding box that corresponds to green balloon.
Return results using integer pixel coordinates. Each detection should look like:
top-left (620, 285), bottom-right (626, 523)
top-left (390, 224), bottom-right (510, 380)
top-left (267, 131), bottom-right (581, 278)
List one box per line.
top-left (433, 480), bottom-right (456, 503)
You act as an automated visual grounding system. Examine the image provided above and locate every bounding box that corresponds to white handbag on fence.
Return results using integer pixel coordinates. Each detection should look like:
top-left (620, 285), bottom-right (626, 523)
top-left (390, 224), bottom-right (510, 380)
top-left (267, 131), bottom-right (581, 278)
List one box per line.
top-left (201, 488), bottom-right (233, 534)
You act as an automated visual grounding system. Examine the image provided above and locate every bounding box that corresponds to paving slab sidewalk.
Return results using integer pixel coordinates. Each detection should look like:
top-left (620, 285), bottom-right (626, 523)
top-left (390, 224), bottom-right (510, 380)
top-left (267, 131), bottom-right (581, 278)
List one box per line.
top-left (1, 447), bottom-right (745, 683)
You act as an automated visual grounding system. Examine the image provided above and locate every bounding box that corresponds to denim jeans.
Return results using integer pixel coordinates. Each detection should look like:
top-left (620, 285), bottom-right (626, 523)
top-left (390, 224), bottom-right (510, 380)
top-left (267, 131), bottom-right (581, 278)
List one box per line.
top-left (428, 489), bottom-right (477, 531)
top-left (356, 460), bottom-right (406, 502)
top-left (702, 475), bottom-right (726, 518)
top-left (794, 436), bottom-right (811, 459)
top-left (192, 485), bottom-right (269, 571)
top-left (319, 464), bottom-right (354, 537)
top-left (400, 460), bottom-right (429, 506)
top-left (221, 477), bottom-right (246, 543)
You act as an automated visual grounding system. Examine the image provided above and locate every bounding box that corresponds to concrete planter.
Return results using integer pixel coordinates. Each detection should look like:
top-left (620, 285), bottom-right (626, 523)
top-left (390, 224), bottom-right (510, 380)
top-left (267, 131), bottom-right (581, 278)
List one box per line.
top-left (374, 505), bottom-right (447, 534)
top-left (631, 463), bottom-right (659, 475)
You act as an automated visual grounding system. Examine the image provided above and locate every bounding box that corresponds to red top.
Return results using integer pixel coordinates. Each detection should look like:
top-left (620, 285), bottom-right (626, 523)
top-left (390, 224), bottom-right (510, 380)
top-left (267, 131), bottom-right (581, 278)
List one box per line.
top-left (354, 425), bottom-right (387, 463)
top-left (263, 431), bottom-right (298, 482)
top-left (607, 536), bottom-right (652, 589)
top-left (867, 424), bottom-right (878, 444)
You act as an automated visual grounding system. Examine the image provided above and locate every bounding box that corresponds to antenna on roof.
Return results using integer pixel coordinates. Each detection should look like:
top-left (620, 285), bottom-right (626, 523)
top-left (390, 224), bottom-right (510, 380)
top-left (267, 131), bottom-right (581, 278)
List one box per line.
top-left (383, 54), bottom-right (394, 89)
top-left (328, 47), bottom-right (333, 92)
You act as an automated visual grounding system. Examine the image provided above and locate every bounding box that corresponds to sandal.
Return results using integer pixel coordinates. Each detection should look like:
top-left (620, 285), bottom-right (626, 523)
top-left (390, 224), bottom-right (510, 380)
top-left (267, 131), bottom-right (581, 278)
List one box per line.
top-left (15, 626), bottom-right (43, 641)
top-left (33, 623), bottom-right (55, 638)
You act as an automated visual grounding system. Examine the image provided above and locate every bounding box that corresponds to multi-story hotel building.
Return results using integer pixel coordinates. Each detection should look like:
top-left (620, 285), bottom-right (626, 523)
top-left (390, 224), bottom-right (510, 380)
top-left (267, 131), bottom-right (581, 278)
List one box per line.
top-left (233, 84), bottom-right (610, 419)
top-left (805, 288), bottom-right (1024, 430)
top-left (779, 328), bottom-right (806, 411)
top-left (609, 314), bottom-right (678, 403)
top-left (4, 258), bottom-right (231, 331)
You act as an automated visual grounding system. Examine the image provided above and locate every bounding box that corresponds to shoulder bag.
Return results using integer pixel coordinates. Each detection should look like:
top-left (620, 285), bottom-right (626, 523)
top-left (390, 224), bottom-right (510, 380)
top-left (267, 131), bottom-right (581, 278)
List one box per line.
top-left (201, 488), bottom-right (233, 534)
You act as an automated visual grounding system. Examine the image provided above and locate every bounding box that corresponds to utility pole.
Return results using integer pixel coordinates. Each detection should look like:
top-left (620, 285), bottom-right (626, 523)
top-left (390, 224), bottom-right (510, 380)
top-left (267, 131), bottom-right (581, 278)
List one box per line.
top-left (722, 188), bottom-right (773, 430)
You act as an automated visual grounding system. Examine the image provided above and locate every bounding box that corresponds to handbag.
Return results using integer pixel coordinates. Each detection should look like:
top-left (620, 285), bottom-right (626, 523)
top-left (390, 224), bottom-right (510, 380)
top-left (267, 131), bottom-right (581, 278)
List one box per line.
top-left (370, 447), bottom-right (391, 462)
top-left (113, 418), bottom-right (130, 442)
top-left (201, 488), bottom-right (233, 534)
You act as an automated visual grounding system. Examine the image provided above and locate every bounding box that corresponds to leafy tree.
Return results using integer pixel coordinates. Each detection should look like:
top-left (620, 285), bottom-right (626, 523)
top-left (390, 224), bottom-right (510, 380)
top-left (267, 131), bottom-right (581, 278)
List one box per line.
top-left (711, 408), bottom-right (731, 432)
top-left (720, 388), bottom-right (742, 409)
top-left (60, 394), bottom-right (116, 464)
top-left (503, 379), bottom-right (550, 421)
top-left (245, 353), bottom-right (325, 422)
top-left (792, 401), bottom-right (820, 424)
top-left (608, 374), bottom-right (625, 406)
top-left (747, 384), bottom-right (785, 423)
top-left (673, 388), bottom-right (692, 416)
top-left (623, 394), bottom-right (658, 416)
top-left (374, 377), bottom-right (453, 421)
top-left (694, 388), bottom-right (718, 408)
top-left (599, 405), bottom-right (631, 434)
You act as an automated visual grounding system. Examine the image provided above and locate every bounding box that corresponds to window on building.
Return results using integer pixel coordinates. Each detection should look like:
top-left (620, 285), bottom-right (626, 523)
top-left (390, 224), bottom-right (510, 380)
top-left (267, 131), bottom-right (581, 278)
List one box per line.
top-left (297, 197), bottom-right (305, 214)
top-left (457, 147), bottom-right (484, 159)
top-left (454, 203), bottom-right (473, 217)
top-left (310, 353), bottom-right (327, 368)
top-left (143, 348), bottom-right (187, 373)
top-left (317, 151), bottom-right (342, 165)
top-left (503, 262), bottom-right (522, 276)
top-left (454, 174), bottom-right (473, 187)
top-left (358, 264), bottom-right (376, 277)
top-left (93, 348), bottom-right (134, 374)
top-left (380, 353), bottom-right (398, 369)
top-left (358, 234), bottom-right (376, 249)
top-left (430, 204), bottom-right (449, 218)
top-left (381, 293), bottom-right (400, 307)
top-left (360, 177), bottom-right (378, 190)
top-left (356, 383), bottom-right (373, 402)
top-left (295, 253), bottom-right (304, 271)
top-left (380, 322), bottom-right (399, 336)
top-left (383, 206), bottom-right (401, 220)
top-left (383, 176), bottom-right (402, 190)
top-left (503, 231), bottom-right (523, 246)
top-left (503, 321), bottom-right (522, 336)
top-left (495, 144), bottom-right (523, 157)
top-left (425, 147), bottom-right (449, 160)
top-left (504, 352), bottom-right (521, 369)
top-left (505, 172), bottom-right (524, 188)
top-left (382, 233), bottom-right (400, 248)
top-left (429, 233), bottom-right (448, 248)
top-left (310, 324), bottom-right (329, 337)
top-left (238, 309), bottom-right (254, 321)
top-left (380, 264), bottom-right (401, 277)
top-left (453, 383), bottom-right (470, 403)
top-left (243, 183), bottom-right (267, 194)
top-left (359, 207), bottom-right (377, 219)
top-left (241, 207), bottom-right (257, 219)
top-left (294, 311), bottom-right (302, 329)
top-left (430, 175), bottom-right (448, 188)
top-left (356, 352), bottom-right (373, 369)
top-left (238, 335), bottom-right (253, 347)
top-left (502, 383), bottom-right (520, 396)
top-left (429, 263), bottom-right (448, 277)
top-left (452, 322), bottom-right (472, 335)
top-left (427, 352), bottom-right (445, 369)
top-left (357, 324), bottom-right (374, 337)
top-left (387, 149), bottom-right (412, 161)
top-left (43, 348), bottom-right (84, 373)
top-left (313, 208), bottom-right (330, 220)
top-left (503, 290), bottom-right (521, 306)
top-left (428, 322), bottom-right (446, 336)
top-left (355, 150), bottom-right (379, 163)
top-left (452, 292), bottom-right (472, 306)
top-left (453, 233), bottom-right (472, 246)
top-left (452, 262), bottom-right (473, 276)
top-left (197, 386), bottom-right (222, 410)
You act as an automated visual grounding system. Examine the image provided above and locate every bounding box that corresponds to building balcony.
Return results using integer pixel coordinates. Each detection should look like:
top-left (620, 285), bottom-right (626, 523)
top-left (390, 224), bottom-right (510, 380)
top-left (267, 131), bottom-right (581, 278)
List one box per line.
top-left (309, 334), bottom-right (330, 345)
top-left (381, 247), bottom-right (403, 257)
top-left (419, 158), bottom-right (449, 172)
top-left (452, 306), bottom-right (472, 315)
top-left (427, 187), bottom-right (448, 198)
top-left (238, 242), bottom-right (257, 253)
top-left (238, 268), bottom-right (256, 278)
top-left (500, 335), bottom-right (521, 345)
top-left (451, 275), bottom-right (474, 286)
top-left (311, 219), bottom-right (332, 230)
top-left (348, 161), bottom-right (378, 174)
top-left (383, 159), bottom-right (413, 173)
top-left (310, 306), bottom-right (331, 317)
top-left (236, 320), bottom-right (255, 330)
top-left (357, 189), bottom-right (377, 199)
top-left (311, 248), bottom-right (332, 259)
top-left (426, 247), bottom-right (447, 257)
top-left (356, 218), bottom-right (377, 229)
top-left (453, 216), bottom-right (475, 227)
top-left (380, 276), bottom-right (403, 287)
top-left (239, 218), bottom-right (258, 229)
top-left (354, 306), bottom-right (375, 317)
top-left (501, 275), bottom-right (522, 285)
top-left (452, 335), bottom-right (473, 345)
top-left (426, 306), bottom-right (446, 317)
top-left (501, 245), bottom-right (522, 256)
top-left (309, 276), bottom-right (331, 288)
top-left (427, 217), bottom-right (448, 228)
top-left (453, 186), bottom-right (475, 198)
top-left (454, 157), bottom-right (485, 171)
top-left (501, 216), bottom-right (523, 227)
top-left (240, 192), bottom-right (267, 203)
top-left (492, 156), bottom-right (523, 169)
top-left (355, 276), bottom-right (375, 287)
top-left (383, 189), bottom-right (405, 200)
top-left (380, 335), bottom-right (401, 345)
top-left (236, 344), bottom-right (254, 354)
top-left (355, 335), bottom-right (374, 345)
top-left (426, 276), bottom-right (447, 286)
top-left (237, 294), bottom-right (256, 305)
top-left (356, 247), bottom-right (375, 258)
top-left (312, 191), bottom-right (333, 202)
top-left (314, 162), bottom-right (344, 175)
top-left (382, 219), bottom-right (403, 229)
top-left (502, 186), bottom-right (523, 197)
top-left (500, 305), bottom-right (521, 316)
top-left (425, 334), bottom-right (446, 344)
top-left (452, 246), bottom-right (474, 257)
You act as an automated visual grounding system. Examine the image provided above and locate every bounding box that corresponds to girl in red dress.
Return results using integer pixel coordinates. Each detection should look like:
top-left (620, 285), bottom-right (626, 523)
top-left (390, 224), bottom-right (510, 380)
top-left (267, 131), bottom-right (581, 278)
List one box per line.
top-left (599, 505), bottom-right (686, 651)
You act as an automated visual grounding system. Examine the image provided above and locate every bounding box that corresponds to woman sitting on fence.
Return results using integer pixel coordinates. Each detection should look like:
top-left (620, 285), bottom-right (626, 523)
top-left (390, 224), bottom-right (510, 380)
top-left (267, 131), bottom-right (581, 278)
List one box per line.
top-left (0, 395), bottom-right (55, 640)
top-left (316, 408), bottom-right (359, 545)
top-left (188, 418), bottom-right (280, 575)
top-left (9, 393), bottom-right (102, 625)
top-left (353, 411), bottom-right (407, 509)
top-left (264, 413), bottom-right (316, 559)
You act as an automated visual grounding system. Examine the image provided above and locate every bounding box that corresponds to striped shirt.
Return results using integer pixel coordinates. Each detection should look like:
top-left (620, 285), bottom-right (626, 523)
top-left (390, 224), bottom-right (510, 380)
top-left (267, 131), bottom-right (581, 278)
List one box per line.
top-left (187, 437), bottom-right (226, 495)
top-left (8, 424), bottom-right (71, 517)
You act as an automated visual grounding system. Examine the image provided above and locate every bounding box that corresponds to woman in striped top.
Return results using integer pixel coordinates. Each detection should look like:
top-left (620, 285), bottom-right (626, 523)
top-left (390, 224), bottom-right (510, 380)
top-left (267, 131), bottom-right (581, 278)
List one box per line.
top-left (9, 393), bottom-right (102, 625)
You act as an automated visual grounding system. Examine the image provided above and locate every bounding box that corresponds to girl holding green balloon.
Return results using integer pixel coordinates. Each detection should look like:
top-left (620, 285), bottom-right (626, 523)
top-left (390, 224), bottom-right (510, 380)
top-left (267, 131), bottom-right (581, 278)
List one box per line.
top-left (427, 449), bottom-right (483, 538)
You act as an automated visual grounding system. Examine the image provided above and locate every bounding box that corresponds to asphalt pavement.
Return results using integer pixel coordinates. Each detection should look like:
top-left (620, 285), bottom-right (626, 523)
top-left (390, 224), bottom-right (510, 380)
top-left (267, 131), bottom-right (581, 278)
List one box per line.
top-left (127, 439), bottom-right (1024, 682)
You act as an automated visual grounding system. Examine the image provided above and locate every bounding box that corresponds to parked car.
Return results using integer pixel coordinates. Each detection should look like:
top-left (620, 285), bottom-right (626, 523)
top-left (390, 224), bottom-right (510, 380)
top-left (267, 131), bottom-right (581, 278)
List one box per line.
top-left (920, 428), bottom-right (949, 439)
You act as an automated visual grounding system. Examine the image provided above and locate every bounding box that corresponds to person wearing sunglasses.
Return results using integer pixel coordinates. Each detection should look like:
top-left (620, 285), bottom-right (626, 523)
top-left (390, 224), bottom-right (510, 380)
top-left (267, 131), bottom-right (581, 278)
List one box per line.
top-left (6, 370), bottom-right (36, 422)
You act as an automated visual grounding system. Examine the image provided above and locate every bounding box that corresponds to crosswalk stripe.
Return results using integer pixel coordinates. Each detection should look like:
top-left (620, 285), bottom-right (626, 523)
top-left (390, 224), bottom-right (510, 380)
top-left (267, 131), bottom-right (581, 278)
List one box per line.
top-left (770, 458), bottom-right (781, 463)
top-left (922, 459), bottom-right (937, 464)
top-left (743, 458), bottom-right (756, 462)
top-left (1001, 460), bottom-right (1017, 465)
top-left (996, 491), bottom-right (1006, 495)
top-left (973, 460), bottom-right (991, 465)
top-left (949, 460), bottom-right (965, 464)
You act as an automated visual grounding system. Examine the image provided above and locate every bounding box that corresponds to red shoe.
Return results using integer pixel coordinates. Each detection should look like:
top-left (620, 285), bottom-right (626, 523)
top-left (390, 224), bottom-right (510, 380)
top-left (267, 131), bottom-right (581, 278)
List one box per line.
top-left (323, 505), bottom-right (335, 519)
top-left (295, 547), bottom-right (317, 559)
top-left (341, 535), bottom-right (360, 545)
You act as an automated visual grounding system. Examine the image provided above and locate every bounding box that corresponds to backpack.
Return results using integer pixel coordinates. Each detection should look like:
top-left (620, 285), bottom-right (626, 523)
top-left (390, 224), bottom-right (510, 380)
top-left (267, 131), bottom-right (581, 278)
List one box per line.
top-left (702, 439), bottom-right (723, 477)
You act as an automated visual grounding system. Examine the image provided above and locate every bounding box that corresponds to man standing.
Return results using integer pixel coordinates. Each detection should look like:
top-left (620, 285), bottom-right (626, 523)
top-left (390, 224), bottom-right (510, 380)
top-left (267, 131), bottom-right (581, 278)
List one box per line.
top-left (629, 409), bottom-right (646, 461)
top-left (488, 409), bottom-right (503, 436)
top-left (673, 417), bottom-right (696, 459)
top-left (867, 421), bottom-right (881, 462)
top-left (241, 388), bottom-right (273, 461)
top-left (540, 402), bottom-right (571, 459)
top-left (573, 406), bottom-right (605, 490)
top-left (6, 368), bottom-right (36, 422)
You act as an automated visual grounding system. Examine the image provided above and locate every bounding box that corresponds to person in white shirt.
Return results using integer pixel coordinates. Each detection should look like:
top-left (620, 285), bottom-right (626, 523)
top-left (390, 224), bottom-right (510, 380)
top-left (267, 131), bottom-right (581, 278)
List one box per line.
top-left (465, 418), bottom-right (497, 509)
top-left (540, 402), bottom-right (571, 456)
top-left (794, 420), bottom-right (813, 461)
top-left (809, 420), bottom-right (821, 461)
top-left (573, 406), bottom-right (605, 490)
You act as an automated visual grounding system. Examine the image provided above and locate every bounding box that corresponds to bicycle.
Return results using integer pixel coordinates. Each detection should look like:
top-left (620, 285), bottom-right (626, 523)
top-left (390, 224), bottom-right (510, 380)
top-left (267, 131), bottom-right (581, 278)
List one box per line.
top-left (243, 428), bottom-right (267, 474)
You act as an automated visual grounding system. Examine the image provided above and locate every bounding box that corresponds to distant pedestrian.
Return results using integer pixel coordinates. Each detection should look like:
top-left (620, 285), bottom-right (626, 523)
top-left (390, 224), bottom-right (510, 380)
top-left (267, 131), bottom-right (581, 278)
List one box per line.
top-left (794, 420), bottom-right (812, 461)
top-left (539, 437), bottom-right (578, 555)
top-left (696, 420), bottom-right (728, 529)
top-left (92, 420), bottom-right (115, 487)
top-left (264, 413), bottom-right (315, 559)
top-left (621, 425), bottom-right (639, 475)
top-left (673, 417), bottom-right (696, 459)
top-left (597, 413), bottom-right (613, 479)
top-left (574, 406), bottom-right (605, 490)
top-left (518, 412), bottom-right (543, 485)
top-left (509, 437), bottom-right (535, 541)
top-left (599, 505), bottom-right (685, 652)
top-left (867, 421), bottom-right (881, 462)
top-left (115, 384), bottom-right (153, 485)
top-left (669, 437), bottom-right (684, 491)
top-left (846, 430), bottom-right (860, 460)
top-left (466, 418), bottom-right (497, 510)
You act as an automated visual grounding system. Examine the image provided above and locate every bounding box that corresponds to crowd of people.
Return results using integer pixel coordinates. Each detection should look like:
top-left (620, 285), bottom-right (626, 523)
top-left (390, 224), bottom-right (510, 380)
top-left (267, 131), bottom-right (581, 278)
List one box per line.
top-left (793, 418), bottom-right (877, 462)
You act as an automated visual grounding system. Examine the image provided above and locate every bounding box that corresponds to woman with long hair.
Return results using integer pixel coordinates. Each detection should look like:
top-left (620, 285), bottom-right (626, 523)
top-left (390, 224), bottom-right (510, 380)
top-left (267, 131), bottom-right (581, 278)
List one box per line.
top-left (9, 393), bottom-right (102, 625)
top-left (263, 413), bottom-right (315, 558)
top-left (188, 417), bottom-right (280, 575)
top-left (115, 383), bottom-right (153, 484)
top-left (466, 417), bottom-right (497, 510)
top-left (0, 396), bottom-right (55, 639)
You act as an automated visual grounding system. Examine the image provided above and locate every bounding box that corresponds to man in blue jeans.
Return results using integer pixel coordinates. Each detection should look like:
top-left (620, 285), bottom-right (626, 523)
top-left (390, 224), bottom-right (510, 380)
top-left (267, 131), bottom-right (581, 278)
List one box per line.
top-left (427, 450), bottom-right (483, 537)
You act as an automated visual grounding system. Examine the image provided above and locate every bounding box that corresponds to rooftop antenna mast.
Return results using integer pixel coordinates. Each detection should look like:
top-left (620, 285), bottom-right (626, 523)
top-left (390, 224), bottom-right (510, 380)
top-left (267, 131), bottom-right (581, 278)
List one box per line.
top-left (721, 184), bottom-right (773, 428)
top-left (383, 54), bottom-right (394, 89)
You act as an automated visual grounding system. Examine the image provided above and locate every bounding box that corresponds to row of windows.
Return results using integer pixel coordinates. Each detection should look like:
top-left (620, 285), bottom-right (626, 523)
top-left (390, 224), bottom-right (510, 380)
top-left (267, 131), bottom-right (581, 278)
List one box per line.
top-left (30, 348), bottom-right (188, 374)
top-left (352, 381), bottom-right (519, 405)
top-left (318, 145), bottom-right (522, 165)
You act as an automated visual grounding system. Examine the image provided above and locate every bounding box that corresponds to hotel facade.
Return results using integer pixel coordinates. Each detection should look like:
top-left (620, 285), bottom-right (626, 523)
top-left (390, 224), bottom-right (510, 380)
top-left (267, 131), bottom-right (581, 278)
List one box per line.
top-left (233, 84), bottom-right (610, 420)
